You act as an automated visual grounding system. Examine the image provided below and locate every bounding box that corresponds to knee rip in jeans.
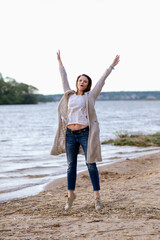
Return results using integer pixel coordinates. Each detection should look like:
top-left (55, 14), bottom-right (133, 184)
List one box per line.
top-left (68, 164), bottom-right (77, 170)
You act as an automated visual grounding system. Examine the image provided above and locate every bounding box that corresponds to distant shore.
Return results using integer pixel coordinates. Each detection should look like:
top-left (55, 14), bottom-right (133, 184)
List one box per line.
top-left (1, 151), bottom-right (160, 239)
top-left (41, 91), bottom-right (160, 102)
top-left (1, 91), bottom-right (160, 104)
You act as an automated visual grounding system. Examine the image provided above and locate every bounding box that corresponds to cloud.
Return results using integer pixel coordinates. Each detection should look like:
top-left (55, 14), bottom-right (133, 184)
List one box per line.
top-left (0, 0), bottom-right (160, 94)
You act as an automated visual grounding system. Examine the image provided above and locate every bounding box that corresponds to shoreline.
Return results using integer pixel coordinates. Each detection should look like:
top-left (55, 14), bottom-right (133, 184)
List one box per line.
top-left (1, 148), bottom-right (159, 204)
top-left (1, 148), bottom-right (160, 204)
top-left (0, 152), bottom-right (160, 240)
top-left (44, 157), bottom-right (127, 192)
top-left (44, 149), bottom-right (160, 192)
top-left (1, 151), bottom-right (160, 239)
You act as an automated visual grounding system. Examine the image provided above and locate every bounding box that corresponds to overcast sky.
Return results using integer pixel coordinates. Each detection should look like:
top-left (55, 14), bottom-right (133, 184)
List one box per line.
top-left (0, 0), bottom-right (160, 94)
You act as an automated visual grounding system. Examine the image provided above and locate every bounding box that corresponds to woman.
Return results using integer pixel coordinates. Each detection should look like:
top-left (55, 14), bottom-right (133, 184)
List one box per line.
top-left (51, 50), bottom-right (120, 210)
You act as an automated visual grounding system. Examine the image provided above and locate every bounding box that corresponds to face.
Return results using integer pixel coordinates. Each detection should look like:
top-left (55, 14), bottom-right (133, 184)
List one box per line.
top-left (77, 75), bottom-right (89, 92)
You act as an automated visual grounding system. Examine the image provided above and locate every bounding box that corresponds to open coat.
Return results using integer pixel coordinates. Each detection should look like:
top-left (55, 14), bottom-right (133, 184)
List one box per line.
top-left (50, 65), bottom-right (112, 163)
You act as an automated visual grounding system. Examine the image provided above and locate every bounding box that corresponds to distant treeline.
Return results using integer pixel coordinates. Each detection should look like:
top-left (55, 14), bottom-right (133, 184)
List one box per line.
top-left (0, 72), bottom-right (160, 104)
top-left (44, 91), bottom-right (160, 102)
top-left (0, 73), bottom-right (57, 104)
top-left (97, 91), bottom-right (160, 101)
top-left (0, 73), bottom-right (39, 104)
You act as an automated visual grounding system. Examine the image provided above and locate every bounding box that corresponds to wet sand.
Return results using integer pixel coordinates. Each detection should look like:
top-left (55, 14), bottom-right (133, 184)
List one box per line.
top-left (0, 152), bottom-right (160, 240)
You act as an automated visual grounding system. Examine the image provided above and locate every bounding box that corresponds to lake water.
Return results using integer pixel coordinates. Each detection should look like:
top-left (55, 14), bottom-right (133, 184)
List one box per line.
top-left (0, 101), bottom-right (160, 202)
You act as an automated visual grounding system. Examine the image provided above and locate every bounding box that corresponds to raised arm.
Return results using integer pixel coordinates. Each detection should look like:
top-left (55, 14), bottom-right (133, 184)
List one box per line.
top-left (91, 55), bottom-right (120, 99)
top-left (57, 50), bottom-right (71, 93)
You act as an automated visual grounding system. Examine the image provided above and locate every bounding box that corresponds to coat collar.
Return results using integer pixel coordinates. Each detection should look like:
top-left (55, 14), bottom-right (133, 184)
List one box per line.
top-left (64, 90), bottom-right (75, 96)
top-left (64, 90), bottom-right (90, 97)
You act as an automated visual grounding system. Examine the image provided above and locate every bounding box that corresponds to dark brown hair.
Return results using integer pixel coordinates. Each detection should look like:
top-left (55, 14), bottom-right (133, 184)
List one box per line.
top-left (76, 74), bottom-right (92, 95)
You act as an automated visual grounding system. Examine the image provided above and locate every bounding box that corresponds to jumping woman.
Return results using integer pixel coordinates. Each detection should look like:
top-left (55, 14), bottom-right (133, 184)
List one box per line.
top-left (51, 50), bottom-right (120, 210)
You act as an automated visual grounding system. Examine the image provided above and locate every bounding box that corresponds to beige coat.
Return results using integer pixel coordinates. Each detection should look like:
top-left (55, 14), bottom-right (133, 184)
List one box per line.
top-left (50, 66), bottom-right (112, 163)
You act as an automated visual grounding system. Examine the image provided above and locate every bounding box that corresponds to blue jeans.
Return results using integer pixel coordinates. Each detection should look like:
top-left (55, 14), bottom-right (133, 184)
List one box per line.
top-left (65, 127), bottom-right (100, 191)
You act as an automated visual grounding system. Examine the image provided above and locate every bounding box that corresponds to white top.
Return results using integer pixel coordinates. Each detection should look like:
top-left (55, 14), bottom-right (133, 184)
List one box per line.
top-left (67, 94), bottom-right (88, 126)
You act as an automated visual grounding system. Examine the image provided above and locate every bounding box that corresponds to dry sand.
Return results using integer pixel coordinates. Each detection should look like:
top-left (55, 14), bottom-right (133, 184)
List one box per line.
top-left (0, 152), bottom-right (160, 240)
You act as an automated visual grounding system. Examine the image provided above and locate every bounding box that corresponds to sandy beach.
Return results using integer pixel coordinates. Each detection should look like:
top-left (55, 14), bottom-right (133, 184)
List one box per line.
top-left (0, 152), bottom-right (160, 240)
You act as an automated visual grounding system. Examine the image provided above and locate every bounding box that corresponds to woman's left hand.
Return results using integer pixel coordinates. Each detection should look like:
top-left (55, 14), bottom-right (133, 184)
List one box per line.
top-left (111, 55), bottom-right (120, 67)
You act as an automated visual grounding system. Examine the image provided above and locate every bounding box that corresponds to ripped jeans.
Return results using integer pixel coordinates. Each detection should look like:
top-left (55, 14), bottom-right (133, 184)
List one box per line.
top-left (65, 127), bottom-right (100, 191)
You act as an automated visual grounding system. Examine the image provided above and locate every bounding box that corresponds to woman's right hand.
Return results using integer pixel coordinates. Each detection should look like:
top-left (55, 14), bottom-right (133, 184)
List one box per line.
top-left (57, 50), bottom-right (61, 61)
top-left (57, 50), bottom-right (63, 66)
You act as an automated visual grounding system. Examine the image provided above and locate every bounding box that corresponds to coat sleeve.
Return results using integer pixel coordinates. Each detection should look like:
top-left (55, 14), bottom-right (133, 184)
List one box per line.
top-left (59, 66), bottom-right (71, 93)
top-left (91, 68), bottom-right (112, 99)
